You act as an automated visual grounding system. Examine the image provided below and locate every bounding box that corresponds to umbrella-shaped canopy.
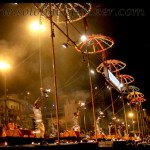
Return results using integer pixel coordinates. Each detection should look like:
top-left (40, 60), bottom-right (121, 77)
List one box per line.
top-left (127, 91), bottom-right (144, 101)
top-left (122, 85), bottom-right (140, 94)
top-left (96, 59), bottom-right (126, 73)
top-left (33, 3), bottom-right (92, 23)
top-left (118, 74), bottom-right (134, 85)
top-left (75, 34), bottom-right (114, 54)
top-left (130, 97), bottom-right (146, 103)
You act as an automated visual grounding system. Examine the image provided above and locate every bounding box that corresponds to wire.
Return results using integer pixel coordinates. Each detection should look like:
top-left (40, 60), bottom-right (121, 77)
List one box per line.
top-left (59, 62), bottom-right (84, 89)
top-left (39, 13), bottom-right (43, 89)
top-left (102, 96), bottom-right (120, 113)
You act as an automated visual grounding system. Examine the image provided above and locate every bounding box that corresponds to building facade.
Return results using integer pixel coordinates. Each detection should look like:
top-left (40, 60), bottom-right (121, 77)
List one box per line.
top-left (0, 94), bottom-right (33, 129)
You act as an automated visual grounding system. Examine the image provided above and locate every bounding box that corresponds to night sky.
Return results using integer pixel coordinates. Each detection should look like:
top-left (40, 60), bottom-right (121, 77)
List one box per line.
top-left (0, 3), bottom-right (150, 117)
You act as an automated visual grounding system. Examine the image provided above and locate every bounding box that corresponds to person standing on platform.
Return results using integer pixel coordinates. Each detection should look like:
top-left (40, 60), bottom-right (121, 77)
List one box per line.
top-left (33, 96), bottom-right (45, 138)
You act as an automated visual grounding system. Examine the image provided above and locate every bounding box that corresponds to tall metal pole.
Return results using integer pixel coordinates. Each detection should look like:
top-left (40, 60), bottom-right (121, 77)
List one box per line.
top-left (49, 4), bottom-right (60, 143)
top-left (0, 61), bottom-right (11, 125)
top-left (142, 109), bottom-right (147, 137)
top-left (87, 54), bottom-right (97, 141)
top-left (139, 102), bottom-right (144, 138)
top-left (83, 109), bottom-right (86, 132)
top-left (4, 73), bottom-right (7, 125)
top-left (136, 104), bottom-right (140, 137)
top-left (109, 87), bottom-right (117, 136)
top-left (121, 92), bottom-right (128, 136)
top-left (143, 110), bottom-right (148, 136)
top-left (129, 103), bottom-right (135, 137)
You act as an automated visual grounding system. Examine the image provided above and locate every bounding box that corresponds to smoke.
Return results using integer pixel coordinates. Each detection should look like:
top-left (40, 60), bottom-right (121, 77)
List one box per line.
top-left (0, 39), bottom-right (32, 65)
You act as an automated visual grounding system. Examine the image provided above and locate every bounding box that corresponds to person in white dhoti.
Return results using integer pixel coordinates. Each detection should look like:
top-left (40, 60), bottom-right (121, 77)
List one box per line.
top-left (72, 111), bottom-right (80, 138)
top-left (96, 116), bottom-right (100, 134)
top-left (33, 96), bottom-right (45, 138)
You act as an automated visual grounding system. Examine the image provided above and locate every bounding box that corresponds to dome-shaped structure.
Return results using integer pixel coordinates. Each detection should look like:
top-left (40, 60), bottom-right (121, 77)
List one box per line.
top-left (96, 59), bottom-right (126, 73)
top-left (127, 91), bottom-right (144, 100)
top-left (130, 97), bottom-right (146, 103)
top-left (122, 85), bottom-right (140, 94)
top-left (75, 34), bottom-right (114, 54)
top-left (118, 74), bottom-right (134, 85)
top-left (33, 3), bottom-right (92, 23)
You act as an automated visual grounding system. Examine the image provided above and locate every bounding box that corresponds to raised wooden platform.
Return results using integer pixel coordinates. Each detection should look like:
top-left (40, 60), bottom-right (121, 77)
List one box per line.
top-left (0, 137), bottom-right (150, 150)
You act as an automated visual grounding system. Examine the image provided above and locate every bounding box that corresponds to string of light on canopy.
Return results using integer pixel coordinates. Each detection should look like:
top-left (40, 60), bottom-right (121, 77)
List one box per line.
top-left (96, 59), bottom-right (126, 73)
top-left (75, 34), bottom-right (114, 54)
top-left (127, 91), bottom-right (144, 100)
top-left (130, 97), bottom-right (146, 103)
top-left (33, 3), bottom-right (92, 23)
top-left (118, 74), bottom-right (135, 85)
top-left (121, 85), bottom-right (140, 94)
